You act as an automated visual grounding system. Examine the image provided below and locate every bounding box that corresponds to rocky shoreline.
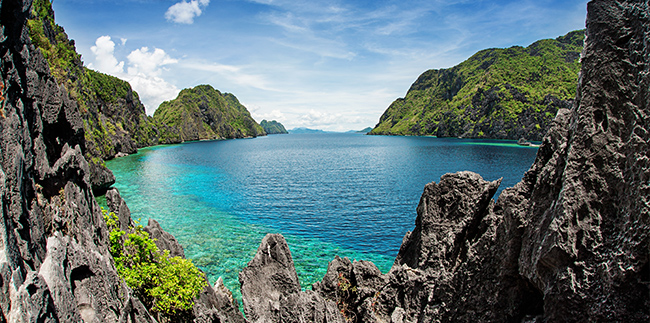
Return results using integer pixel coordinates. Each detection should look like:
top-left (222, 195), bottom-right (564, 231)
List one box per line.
top-left (1, 0), bottom-right (648, 322)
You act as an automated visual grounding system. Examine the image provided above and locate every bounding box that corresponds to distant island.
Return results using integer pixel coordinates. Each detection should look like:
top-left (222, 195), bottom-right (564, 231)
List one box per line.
top-left (288, 127), bottom-right (330, 134)
top-left (352, 127), bottom-right (373, 134)
top-left (155, 84), bottom-right (266, 142)
top-left (369, 30), bottom-right (584, 141)
top-left (260, 120), bottom-right (288, 134)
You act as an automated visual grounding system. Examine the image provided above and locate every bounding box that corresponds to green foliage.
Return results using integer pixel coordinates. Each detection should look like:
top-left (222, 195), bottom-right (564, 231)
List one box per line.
top-left (27, 0), bottom-right (82, 96)
top-left (102, 209), bottom-right (207, 317)
top-left (154, 84), bottom-right (265, 141)
top-left (370, 30), bottom-right (585, 141)
top-left (81, 69), bottom-right (130, 104)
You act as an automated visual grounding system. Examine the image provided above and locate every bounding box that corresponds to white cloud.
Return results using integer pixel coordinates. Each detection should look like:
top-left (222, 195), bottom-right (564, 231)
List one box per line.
top-left (165, 0), bottom-right (210, 24)
top-left (88, 36), bottom-right (124, 74)
top-left (127, 47), bottom-right (178, 77)
top-left (87, 36), bottom-right (180, 115)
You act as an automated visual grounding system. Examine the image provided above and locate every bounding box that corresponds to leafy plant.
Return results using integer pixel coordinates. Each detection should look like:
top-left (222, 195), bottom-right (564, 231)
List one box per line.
top-left (102, 209), bottom-right (207, 317)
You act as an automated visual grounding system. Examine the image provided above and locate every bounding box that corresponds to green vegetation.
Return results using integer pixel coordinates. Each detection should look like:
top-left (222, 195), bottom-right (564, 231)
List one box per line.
top-left (103, 209), bottom-right (207, 318)
top-left (369, 30), bottom-right (584, 141)
top-left (154, 84), bottom-right (266, 141)
top-left (260, 120), bottom-right (288, 134)
top-left (27, 0), bottom-right (179, 190)
top-left (28, 0), bottom-right (83, 98)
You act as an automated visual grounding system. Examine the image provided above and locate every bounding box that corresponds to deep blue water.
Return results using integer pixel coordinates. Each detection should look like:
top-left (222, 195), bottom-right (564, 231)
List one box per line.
top-left (101, 133), bottom-right (538, 300)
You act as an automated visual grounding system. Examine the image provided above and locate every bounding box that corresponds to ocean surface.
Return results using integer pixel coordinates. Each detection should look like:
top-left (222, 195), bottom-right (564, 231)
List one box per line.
top-left (99, 133), bottom-right (538, 301)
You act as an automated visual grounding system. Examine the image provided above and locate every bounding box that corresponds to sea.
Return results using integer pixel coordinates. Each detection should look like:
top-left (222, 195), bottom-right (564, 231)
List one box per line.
top-left (98, 133), bottom-right (539, 302)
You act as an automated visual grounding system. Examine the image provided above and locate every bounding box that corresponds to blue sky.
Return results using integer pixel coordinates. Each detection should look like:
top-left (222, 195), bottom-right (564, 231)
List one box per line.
top-left (52, 0), bottom-right (588, 131)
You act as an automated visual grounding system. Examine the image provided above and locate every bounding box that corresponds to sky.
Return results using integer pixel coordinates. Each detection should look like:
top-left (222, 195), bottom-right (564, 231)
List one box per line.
top-left (52, 0), bottom-right (588, 131)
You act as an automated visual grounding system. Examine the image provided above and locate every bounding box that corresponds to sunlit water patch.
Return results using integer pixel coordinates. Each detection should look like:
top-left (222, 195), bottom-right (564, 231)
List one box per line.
top-left (100, 134), bottom-right (538, 303)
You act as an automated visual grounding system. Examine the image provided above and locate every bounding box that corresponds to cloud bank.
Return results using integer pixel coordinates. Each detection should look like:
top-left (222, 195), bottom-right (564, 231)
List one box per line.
top-left (165, 0), bottom-right (210, 24)
top-left (87, 36), bottom-right (180, 115)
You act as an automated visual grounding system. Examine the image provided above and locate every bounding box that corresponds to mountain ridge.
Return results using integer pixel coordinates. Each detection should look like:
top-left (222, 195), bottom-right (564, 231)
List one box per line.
top-left (370, 29), bottom-right (584, 140)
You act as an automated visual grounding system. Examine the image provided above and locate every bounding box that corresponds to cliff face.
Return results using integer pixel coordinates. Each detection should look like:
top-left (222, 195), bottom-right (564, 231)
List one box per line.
top-left (26, 1), bottom-right (266, 193)
top-left (25, 0), bottom-right (177, 193)
top-left (369, 30), bottom-right (584, 141)
top-left (0, 0), bottom-right (249, 321)
top-left (154, 85), bottom-right (266, 142)
top-left (0, 0), bottom-right (155, 320)
top-left (240, 0), bottom-right (649, 321)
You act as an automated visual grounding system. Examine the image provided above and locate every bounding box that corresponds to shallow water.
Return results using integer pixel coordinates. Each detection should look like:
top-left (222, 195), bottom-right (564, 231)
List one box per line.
top-left (101, 133), bottom-right (538, 301)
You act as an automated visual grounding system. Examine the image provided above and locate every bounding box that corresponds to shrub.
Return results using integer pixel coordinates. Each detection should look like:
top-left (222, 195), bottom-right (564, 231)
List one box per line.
top-left (103, 209), bottom-right (207, 317)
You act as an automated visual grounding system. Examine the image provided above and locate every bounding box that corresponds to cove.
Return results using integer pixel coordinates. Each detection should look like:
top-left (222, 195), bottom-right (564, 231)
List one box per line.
top-left (99, 133), bottom-right (538, 302)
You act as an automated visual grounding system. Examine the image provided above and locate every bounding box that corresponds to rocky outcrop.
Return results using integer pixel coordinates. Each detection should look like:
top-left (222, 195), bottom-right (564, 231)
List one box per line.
top-left (0, 0), bottom-right (155, 321)
top-left (260, 120), bottom-right (288, 135)
top-left (239, 234), bottom-right (344, 323)
top-left (242, 0), bottom-right (649, 322)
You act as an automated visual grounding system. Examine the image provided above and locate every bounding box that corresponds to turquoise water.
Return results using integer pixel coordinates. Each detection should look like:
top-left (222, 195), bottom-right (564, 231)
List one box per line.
top-left (102, 133), bottom-right (538, 302)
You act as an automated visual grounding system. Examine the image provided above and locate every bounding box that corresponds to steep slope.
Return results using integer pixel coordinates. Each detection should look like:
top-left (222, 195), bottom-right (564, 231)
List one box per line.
top-left (1, 0), bottom-right (249, 321)
top-left (0, 0), bottom-right (155, 320)
top-left (260, 119), bottom-right (288, 134)
top-left (26, 0), bottom-right (178, 193)
top-left (154, 84), bottom-right (266, 141)
top-left (370, 30), bottom-right (584, 141)
top-left (241, 0), bottom-right (649, 321)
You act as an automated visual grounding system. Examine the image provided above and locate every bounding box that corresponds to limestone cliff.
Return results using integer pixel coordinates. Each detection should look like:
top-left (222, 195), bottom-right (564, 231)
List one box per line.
top-left (369, 30), bottom-right (584, 141)
top-left (240, 0), bottom-right (649, 321)
top-left (0, 0), bottom-right (155, 320)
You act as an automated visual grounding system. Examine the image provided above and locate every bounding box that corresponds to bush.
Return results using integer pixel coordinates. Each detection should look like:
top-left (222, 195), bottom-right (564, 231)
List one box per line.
top-left (103, 209), bottom-right (207, 317)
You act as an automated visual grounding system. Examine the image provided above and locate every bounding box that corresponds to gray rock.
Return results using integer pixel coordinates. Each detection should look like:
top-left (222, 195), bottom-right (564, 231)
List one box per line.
top-left (144, 218), bottom-right (186, 259)
top-left (0, 0), bottom-right (156, 321)
top-left (240, 234), bottom-right (345, 323)
top-left (239, 233), bottom-right (301, 322)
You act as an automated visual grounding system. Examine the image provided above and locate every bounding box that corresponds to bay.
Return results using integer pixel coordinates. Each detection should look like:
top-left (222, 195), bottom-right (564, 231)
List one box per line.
top-left (100, 133), bottom-right (538, 302)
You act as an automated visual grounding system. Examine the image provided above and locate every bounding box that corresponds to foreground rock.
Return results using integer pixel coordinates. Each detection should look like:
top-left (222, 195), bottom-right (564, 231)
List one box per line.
top-left (0, 0), bottom-right (154, 320)
top-left (242, 0), bottom-right (649, 321)
top-left (240, 234), bottom-right (344, 323)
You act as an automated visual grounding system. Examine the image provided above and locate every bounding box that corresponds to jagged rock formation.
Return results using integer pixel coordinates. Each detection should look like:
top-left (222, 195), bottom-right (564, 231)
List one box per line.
top-left (0, 0), bottom-right (156, 320)
top-left (154, 85), bottom-right (266, 142)
top-left (106, 188), bottom-right (246, 323)
top-left (241, 0), bottom-right (649, 321)
top-left (369, 30), bottom-right (584, 141)
top-left (239, 234), bottom-right (344, 323)
top-left (25, 0), bottom-right (180, 193)
top-left (260, 120), bottom-right (288, 135)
